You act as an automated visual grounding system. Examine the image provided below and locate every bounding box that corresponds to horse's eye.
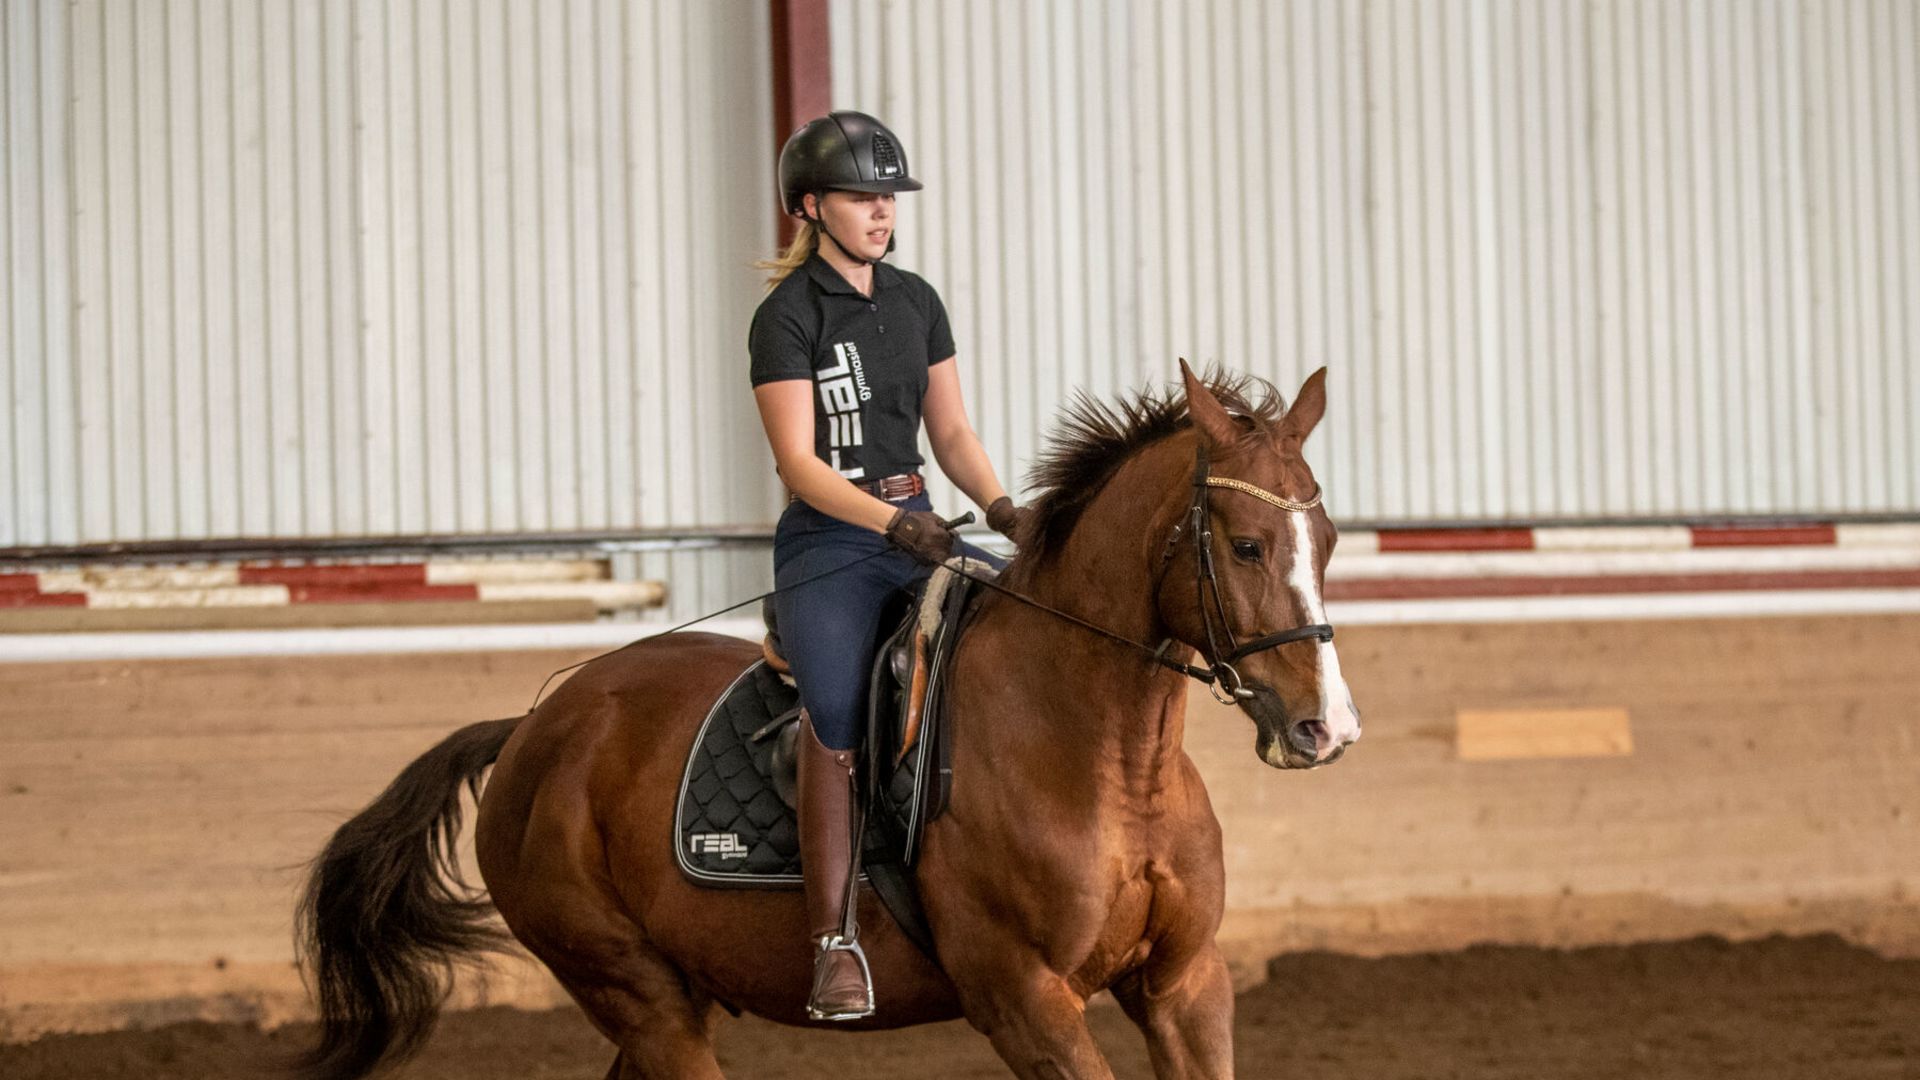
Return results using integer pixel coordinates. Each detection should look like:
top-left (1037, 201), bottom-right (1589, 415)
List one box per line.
top-left (1231, 539), bottom-right (1264, 562)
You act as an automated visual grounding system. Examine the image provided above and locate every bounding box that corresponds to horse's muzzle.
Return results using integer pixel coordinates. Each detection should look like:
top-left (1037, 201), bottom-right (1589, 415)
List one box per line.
top-left (1254, 727), bottom-right (1346, 770)
top-left (1244, 688), bottom-right (1352, 770)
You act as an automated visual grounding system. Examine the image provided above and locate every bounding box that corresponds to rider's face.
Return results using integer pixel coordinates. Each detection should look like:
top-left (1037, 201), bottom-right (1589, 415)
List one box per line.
top-left (810, 190), bottom-right (895, 263)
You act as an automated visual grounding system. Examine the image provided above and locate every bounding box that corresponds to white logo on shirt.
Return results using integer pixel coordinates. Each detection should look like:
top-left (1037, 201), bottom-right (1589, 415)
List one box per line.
top-left (819, 343), bottom-right (868, 478)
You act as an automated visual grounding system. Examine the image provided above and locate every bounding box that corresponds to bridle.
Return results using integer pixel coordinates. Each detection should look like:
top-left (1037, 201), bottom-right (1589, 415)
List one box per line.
top-left (1159, 444), bottom-right (1336, 704)
top-left (931, 439), bottom-right (1337, 705)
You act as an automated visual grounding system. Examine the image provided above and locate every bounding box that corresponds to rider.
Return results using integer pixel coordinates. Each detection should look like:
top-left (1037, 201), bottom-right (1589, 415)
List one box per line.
top-left (749, 110), bottom-right (1026, 1021)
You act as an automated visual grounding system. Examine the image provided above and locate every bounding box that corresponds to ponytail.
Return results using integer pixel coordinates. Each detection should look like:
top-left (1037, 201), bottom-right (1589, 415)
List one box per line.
top-left (756, 221), bottom-right (819, 288)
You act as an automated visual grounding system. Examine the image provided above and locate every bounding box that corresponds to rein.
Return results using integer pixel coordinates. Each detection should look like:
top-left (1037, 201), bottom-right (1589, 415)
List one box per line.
top-left (923, 560), bottom-right (1221, 685)
top-left (527, 544), bottom-right (904, 710)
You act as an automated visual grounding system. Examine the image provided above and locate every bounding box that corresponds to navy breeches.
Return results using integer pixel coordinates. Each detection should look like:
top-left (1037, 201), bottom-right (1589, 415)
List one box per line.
top-left (772, 491), bottom-right (1004, 751)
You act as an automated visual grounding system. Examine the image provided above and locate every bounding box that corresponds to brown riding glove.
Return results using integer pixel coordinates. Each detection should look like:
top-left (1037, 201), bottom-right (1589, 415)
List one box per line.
top-left (885, 508), bottom-right (957, 566)
top-left (985, 496), bottom-right (1031, 544)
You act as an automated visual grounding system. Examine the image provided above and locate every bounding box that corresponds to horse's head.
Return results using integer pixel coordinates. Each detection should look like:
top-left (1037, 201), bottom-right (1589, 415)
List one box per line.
top-left (1157, 361), bottom-right (1361, 770)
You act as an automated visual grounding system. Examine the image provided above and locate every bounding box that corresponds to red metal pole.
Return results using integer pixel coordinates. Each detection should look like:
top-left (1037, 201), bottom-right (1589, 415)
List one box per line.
top-left (769, 0), bottom-right (832, 247)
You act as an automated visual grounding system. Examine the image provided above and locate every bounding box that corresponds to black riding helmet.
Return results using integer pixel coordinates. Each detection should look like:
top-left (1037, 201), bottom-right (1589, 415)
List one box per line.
top-left (778, 111), bottom-right (922, 265)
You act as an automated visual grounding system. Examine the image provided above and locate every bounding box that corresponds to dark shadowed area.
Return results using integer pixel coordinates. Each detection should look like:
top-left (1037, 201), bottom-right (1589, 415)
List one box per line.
top-left (4, 935), bottom-right (1915, 1079)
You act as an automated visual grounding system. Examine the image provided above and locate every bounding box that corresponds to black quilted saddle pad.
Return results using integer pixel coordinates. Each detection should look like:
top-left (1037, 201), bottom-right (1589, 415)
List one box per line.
top-left (674, 660), bottom-right (807, 887)
top-left (673, 569), bottom-right (968, 892)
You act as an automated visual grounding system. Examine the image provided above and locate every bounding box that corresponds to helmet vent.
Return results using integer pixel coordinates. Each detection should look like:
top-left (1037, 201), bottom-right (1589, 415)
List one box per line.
top-left (871, 133), bottom-right (901, 178)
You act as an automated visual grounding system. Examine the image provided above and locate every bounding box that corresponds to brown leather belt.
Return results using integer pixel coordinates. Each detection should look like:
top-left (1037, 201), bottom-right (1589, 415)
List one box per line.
top-left (788, 471), bottom-right (925, 504)
top-left (861, 472), bottom-right (926, 500)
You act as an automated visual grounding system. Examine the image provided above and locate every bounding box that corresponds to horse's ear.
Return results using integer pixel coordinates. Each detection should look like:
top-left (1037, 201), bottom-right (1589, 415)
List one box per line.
top-left (1280, 367), bottom-right (1329, 444)
top-left (1179, 358), bottom-right (1242, 450)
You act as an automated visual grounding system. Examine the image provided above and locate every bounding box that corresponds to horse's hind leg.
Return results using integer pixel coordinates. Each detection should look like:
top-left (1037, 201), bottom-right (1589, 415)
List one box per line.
top-left (567, 964), bottom-right (726, 1080)
top-left (599, 1042), bottom-right (715, 1080)
top-left (556, 937), bottom-right (733, 1068)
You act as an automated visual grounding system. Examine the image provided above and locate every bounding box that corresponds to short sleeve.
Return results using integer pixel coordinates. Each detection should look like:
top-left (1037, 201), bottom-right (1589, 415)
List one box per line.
top-left (748, 301), bottom-right (815, 387)
top-left (925, 287), bottom-right (956, 364)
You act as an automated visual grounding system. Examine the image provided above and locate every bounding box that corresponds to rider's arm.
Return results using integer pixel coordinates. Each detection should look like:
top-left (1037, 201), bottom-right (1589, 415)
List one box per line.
top-left (753, 380), bottom-right (900, 534)
top-left (923, 356), bottom-right (1009, 512)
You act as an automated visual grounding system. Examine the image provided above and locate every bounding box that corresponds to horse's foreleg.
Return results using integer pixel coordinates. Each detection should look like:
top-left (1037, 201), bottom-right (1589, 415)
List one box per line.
top-left (1110, 941), bottom-right (1236, 1079)
top-left (954, 965), bottom-right (1118, 1080)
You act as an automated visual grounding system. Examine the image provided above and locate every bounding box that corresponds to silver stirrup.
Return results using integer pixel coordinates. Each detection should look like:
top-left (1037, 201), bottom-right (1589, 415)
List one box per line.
top-left (807, 934), bottom-right (876, 1021)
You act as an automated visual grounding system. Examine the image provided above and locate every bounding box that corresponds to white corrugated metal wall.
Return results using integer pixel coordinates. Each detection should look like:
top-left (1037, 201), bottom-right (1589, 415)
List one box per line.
top-left (2, 0), bottom-right (781, 615)
top-left (6, 1), bottom-right (1918, 619)
top-left (836, 0), bottom-right (1920, 522)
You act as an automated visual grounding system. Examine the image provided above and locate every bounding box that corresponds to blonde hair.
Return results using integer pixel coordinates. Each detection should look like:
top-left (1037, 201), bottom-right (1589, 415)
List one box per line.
top-left (756, 220), bottom-right (819, 288)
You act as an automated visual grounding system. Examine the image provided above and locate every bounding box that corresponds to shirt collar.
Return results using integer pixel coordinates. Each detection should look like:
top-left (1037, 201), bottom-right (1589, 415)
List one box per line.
top-left (805, 252), bottom-right (902, 297)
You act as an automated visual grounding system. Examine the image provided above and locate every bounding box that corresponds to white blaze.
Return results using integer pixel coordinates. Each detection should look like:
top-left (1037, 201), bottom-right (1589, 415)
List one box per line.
top-left (1285, 512), bottom-right (1363, 752)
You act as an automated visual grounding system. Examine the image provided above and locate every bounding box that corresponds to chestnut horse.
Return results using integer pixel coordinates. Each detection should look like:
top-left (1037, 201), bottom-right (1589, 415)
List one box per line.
top-left (296, 362), bottom-right (1360, 1080)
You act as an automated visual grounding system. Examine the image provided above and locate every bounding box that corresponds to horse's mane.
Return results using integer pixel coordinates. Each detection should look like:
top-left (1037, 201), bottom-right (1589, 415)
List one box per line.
top-left (1006, 364), bottom-right (1289, 581)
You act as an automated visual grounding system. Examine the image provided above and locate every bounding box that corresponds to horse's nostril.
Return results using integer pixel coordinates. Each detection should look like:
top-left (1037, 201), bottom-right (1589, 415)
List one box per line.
top-left (1288, 719), bottom-right (1328, 756)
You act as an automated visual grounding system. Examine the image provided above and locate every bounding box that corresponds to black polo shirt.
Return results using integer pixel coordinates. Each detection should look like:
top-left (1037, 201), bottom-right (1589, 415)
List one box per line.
top-left (748, 254), bottom-right (956, 481)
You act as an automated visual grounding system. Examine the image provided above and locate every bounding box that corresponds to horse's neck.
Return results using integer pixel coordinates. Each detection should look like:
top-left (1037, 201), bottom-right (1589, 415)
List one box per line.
top-left (975, 436), bottom-right (1198, 792)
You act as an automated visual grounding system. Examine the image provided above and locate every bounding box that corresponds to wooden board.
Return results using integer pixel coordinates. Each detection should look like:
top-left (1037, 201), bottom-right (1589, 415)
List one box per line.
top-left (1455, 707), bottom-right (1634, 760)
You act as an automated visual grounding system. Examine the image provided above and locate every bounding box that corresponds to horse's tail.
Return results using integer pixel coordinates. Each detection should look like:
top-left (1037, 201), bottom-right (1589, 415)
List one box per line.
top-left (291, 715), bottom-right (523, 1080)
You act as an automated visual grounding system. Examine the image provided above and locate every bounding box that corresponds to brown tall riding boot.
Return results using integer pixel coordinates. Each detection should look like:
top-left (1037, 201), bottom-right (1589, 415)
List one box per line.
top-left (797, 713), bottom-right (875, 1021)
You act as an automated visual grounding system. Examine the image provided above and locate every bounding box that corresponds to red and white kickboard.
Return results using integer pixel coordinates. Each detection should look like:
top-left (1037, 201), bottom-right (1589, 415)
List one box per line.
top-left (1338, 521), bottom-right (1920, 554)
top-left (4, 523), bottom-right (1918, 609)
top-left (0, 560), bottom-right (661, 611)
top-left (1321, 523), bottom-right (1920, 600)
top-left (1325, 567), bottom-right (1920, 601)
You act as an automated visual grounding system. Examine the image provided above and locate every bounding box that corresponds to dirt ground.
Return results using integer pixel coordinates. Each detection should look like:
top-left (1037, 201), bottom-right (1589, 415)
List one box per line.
top-left (3, 613), bottom-right (1917, 1073)
top-left (3, 933), bottom-right (1916, 1079)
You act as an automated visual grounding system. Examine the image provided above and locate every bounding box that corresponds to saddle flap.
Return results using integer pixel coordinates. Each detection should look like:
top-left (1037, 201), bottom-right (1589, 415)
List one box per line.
top-left (866, 558), bottom-right (992, 862)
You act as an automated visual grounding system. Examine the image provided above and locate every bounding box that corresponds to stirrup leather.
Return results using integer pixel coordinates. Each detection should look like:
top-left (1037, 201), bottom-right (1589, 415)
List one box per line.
top-left (807, 933), bottom-right (876, 1021)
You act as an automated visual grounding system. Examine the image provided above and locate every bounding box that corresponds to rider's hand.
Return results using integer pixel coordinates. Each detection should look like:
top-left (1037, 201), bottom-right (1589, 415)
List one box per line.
top-left (885, 508), bottom-right (957, 566)
top-left (985, 496), bottom-right (1030, 544)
